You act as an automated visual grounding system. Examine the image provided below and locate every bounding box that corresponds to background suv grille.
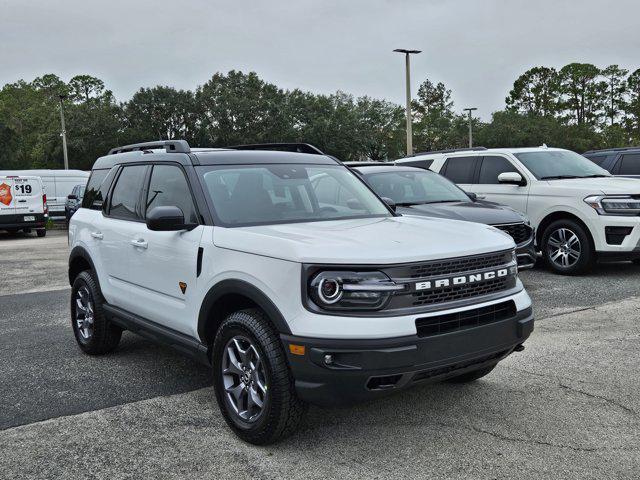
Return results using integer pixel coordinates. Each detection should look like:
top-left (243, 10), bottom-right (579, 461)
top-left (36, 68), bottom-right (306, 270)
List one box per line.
top-left (493, 223), bottom-right (532, 245)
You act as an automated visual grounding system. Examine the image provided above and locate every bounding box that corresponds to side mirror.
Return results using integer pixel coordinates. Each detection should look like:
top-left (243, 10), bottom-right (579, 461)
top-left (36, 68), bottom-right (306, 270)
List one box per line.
top-left (67, 194), bottom-right (78, 200)
top-left (498, 172), bottom-right (526, 186)
top-left (381, 197), bottom-right (396, 212)
top-left (146, 206), bottom-right (197, 231)
top-left (466, 192), bottom-right (478, 201)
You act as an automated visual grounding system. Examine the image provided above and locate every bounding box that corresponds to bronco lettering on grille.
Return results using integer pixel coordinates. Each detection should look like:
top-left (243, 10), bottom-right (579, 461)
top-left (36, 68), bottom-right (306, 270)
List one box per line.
top-left (415, 269), bottom-right (509, 291)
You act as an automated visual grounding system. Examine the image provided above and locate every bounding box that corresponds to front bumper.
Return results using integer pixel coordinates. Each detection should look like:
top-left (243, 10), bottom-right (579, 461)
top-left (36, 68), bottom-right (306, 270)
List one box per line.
top-left (282, 306), bottom-right (534, 407)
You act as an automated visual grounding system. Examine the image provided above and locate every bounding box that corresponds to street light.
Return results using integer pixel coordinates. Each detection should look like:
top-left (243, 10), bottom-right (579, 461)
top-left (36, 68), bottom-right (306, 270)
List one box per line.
top-left (394, 48), bottom-right (421, 156)
top-left (463, 107), bottom-right (478, 148)
top-left (58, 94), bottom-right (69, 170)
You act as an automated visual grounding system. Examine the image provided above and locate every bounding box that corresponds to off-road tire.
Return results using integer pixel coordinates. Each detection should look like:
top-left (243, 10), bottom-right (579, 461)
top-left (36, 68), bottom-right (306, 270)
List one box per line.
top-left (212, 308), bottom-right (307, 445)
top-left (71, 270), bottom-right (122, 354)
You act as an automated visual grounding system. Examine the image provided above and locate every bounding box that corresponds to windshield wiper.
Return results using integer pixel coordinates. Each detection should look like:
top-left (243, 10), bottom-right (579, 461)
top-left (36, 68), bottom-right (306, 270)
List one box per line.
top-left (581, 174), bottom-right (610, 178)
top-left (540, 175), bottom-right (581, 180)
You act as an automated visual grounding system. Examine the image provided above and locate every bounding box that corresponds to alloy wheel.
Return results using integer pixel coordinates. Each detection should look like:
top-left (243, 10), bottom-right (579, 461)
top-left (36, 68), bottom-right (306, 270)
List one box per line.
top-left (75, 286), bottom-right (95, 340)
top-left (547, 227), bottom-right (581, 268)
top-left (222, 336), bottom-right (268, 422)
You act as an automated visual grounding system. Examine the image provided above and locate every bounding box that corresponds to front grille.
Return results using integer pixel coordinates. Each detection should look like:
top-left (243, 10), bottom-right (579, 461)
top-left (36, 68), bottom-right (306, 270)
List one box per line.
top-left (411, 277), bottom-right (510, 306)
top-left (493, 223), bottom-right (532, 245)
top-left (402, 251), bottom-right (511, 279)
top-left (415, 300), bottom-right (516, 337)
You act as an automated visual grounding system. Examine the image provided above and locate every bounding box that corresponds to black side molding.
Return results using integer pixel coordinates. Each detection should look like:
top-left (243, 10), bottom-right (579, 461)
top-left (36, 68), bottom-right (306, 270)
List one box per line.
top-left (103, 303), bottom-right (210, 366)
top-left (197, 247), bottom-right (204, 277)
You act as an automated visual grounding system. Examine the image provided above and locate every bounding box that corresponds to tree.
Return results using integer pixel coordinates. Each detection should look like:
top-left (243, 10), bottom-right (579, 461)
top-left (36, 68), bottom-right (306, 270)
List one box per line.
top-left (506, 66), bottom-right (559, 116)
top-left (558, 63), bottom-right (605, 126)
top-left (123, 86), bottom-right (197, 143)
top-left (625, 69), bottom-right (640, 142)
top-left (68, 75), bottom-right (106, 103)
top-left (412, 79), bottom-right (455, 152)
top-left (601, 65), bottom-right (628, 126)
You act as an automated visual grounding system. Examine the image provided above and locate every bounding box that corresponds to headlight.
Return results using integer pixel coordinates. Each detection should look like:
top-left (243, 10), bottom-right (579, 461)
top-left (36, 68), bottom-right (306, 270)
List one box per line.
top-left (584, 195), bottom-right (640, 216)
top-left (309, 271), bottom-right (405, 311)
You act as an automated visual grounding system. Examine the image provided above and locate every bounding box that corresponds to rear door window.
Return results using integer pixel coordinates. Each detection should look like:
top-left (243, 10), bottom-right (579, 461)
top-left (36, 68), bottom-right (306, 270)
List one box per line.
top-left (617, 154), bottom-right (640, 175)
top-left (108, 165), bottom-right (148, 220)
top-left (441, 156), bottom-right (478, 184)
top-left (478, 156), bottom-right (520, 184)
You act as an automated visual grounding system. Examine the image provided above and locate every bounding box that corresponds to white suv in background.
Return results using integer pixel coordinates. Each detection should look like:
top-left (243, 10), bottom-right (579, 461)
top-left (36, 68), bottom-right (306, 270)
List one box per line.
top-left (68, 140), bottom-right (533, 444)
top-left (398, 147), bottom-right (640, 274)
top-left (0, 175), bottom-right (48, 237)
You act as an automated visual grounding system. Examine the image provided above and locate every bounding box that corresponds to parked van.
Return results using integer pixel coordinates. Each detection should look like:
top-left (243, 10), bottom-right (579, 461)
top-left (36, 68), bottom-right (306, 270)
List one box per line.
top-left (0, 169), bottom-right (89, 217)
top-left (0, 175), bottom-right (48, 236)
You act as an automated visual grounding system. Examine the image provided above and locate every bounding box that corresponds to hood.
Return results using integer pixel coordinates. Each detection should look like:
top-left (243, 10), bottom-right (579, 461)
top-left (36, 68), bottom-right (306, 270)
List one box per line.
top-left (542, 176), bottom-right (640, 195)
top-left (213, 216), bottom-right (515, 264)
top-left (396, 200), bottom-right (525, 225)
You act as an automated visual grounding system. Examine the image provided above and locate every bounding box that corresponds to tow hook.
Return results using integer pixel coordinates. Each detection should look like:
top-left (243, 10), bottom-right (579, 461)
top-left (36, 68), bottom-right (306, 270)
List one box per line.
top-left (514, 344), bottom-right (525, 352)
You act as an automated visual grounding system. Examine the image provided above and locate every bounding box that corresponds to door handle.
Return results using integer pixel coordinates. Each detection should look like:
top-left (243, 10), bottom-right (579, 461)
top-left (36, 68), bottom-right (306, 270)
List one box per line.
top-left (130, 239), bottom-right (148, 249)
top-left (91, 232), bottom-right (103, 240)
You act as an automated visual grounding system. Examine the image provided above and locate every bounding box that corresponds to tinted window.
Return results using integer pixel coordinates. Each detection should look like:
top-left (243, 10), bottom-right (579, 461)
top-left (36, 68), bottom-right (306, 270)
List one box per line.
top-left (618, 154), bottom-right (640, 175)
top-left (442, 156), bottom-right (477, 183)
top-left (478, 156), bottom-right (520, 184)
top-left (398, 159), bottom-right (433, 170)
top-left (584, 154), bottom-right (608, 167)
top-left (199, 164), bottom-right (390, 227)
top-left (109, 165), bottom-right (147, 220)
top-left (146, 165), bottom-right (198, 223)
top-left (82, 169), bottom-right (112, 210)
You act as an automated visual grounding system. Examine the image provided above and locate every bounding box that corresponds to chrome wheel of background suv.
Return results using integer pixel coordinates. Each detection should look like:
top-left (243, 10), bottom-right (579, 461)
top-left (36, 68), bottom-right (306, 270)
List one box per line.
top-left (547, 227), bottom-right (581, 268)
top-left (222, 335), bottom-right (268, 422)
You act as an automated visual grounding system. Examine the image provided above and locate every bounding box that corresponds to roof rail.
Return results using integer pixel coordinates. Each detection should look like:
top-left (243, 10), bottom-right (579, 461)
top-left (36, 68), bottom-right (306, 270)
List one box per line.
top-left (412, 146), bottom-right (487, 156)
top-left (108, 140), bottom-right (191, 155)
top-left (228, 143), bottom-right (325, 155)
top-left (584, 146), bottom-right (640, 154)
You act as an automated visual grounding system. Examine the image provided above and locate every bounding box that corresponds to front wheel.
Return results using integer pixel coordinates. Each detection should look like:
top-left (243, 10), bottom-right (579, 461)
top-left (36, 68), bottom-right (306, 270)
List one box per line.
top-left (212, 309), bottom-right (306, 445)
top-left (542, 219), bottom-right (593, 275)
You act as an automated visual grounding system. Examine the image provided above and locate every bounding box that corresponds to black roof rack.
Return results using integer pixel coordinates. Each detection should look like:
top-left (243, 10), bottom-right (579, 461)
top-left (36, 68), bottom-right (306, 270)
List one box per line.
top-left (228, 143), bottom-right (325, 155)
top-left (108, 140), bottom-right (191, 155)
top-left (411, 146), bottom-right (487, 156)
top-left (344, 161), bottom-right (392, 167)
top-left (584, 146), bottom-right (640, 154)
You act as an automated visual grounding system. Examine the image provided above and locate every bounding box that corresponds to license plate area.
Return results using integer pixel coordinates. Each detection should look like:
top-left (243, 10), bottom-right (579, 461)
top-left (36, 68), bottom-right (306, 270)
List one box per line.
top-left (24, 216), bottom-right (35, 222)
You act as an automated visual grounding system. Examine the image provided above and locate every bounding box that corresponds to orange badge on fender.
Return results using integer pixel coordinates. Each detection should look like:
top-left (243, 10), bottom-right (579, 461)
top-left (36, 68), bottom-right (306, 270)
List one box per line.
top-left (0, 183), bottom-right (12, 206)
top-left (179, 282), bottom-right (187, 294)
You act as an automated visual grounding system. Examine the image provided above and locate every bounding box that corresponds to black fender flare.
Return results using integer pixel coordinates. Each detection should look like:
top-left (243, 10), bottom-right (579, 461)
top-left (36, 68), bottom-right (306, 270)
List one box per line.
top-left (197, 279), bottom-right (292, 342)
top-left (68, 246), bottom-right (97, 285)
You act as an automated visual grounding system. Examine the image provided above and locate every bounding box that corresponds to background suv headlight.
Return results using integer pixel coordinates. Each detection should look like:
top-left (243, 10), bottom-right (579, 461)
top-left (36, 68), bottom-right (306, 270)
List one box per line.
top-left (584, 195), bottom-right (640, 216)
top-left (308, 270), bottom-right (405, 311)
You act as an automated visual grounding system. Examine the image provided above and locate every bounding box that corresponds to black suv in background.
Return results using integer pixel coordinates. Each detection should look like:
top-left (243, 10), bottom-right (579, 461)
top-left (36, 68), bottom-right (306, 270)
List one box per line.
top-left (348, 163), bottom-right (537, 269)
top-left (583, 147), bottom-right (640, 178)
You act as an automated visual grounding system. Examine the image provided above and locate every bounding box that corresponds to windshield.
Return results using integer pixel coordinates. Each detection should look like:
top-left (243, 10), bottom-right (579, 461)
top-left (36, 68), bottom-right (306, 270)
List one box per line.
top-left (198, 164), bottom-right (391, 226)
top-left (514, 150), bottom-right (610, 180)
top-left (363, 169), bottom-right (470, 205)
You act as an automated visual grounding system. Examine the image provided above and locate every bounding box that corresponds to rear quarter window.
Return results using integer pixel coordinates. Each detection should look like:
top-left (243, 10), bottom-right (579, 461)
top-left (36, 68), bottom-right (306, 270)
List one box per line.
top-left (82, 168), bottom-right (115, 210)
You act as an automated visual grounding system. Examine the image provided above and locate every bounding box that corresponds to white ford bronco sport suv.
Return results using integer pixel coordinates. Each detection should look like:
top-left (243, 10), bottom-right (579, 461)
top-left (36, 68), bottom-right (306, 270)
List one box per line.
top-left (68, 140), bottom-right (534, 444)
top-left (398, 146), bottom-right (640, 274)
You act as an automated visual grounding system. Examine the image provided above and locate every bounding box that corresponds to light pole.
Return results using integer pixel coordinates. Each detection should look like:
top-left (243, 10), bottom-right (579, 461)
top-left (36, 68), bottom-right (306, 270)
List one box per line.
top-left (394, 48), bottom-right (421, 156)
top-left (463, 107), bottom-right (478, 148)
top-left (58, 94), bottom-right (69, 170)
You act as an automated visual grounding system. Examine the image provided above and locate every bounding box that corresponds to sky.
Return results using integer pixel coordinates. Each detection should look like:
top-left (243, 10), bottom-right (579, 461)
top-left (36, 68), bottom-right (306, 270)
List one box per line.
top-left (2, 0), bottom-right (639, 119)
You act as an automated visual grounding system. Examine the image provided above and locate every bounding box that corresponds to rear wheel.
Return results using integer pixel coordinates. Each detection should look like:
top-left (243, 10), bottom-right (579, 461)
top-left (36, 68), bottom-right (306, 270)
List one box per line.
top-left (71, 271), bottom-right (122, 354)
top-left (212, 309), bottom-right (306, 445)
top-left (447, 365), bottom-right (496, 383)
top-left (542, 219), bottom-right (593, 275)
top-left (36, 229), bottom-right (46, 238)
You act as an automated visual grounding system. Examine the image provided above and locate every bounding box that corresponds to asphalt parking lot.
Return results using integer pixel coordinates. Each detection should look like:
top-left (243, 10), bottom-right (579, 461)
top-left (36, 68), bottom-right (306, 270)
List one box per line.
top-left (1, 229), bottom-right (638, 479)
